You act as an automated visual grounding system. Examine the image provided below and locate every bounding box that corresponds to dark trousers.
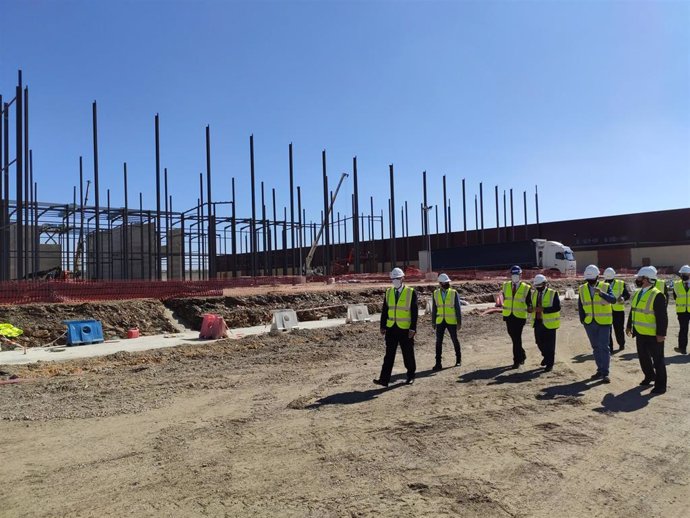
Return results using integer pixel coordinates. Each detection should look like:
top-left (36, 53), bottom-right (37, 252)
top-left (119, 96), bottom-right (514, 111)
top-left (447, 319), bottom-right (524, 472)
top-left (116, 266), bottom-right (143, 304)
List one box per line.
top-left (534, 321), bottom-right (556, 367)
top-left (378, 326), bottom-right (416, 384)
top-left (435, 322), bottom-right (461, 365)
top-left (505, 315), bottom-right (526, 364)
top-left (609, 310), bottom-right (626, 351)
top-left (636, 335), bottom-right (667, 390)
top-left (678, 313), bottom-right (690, 352)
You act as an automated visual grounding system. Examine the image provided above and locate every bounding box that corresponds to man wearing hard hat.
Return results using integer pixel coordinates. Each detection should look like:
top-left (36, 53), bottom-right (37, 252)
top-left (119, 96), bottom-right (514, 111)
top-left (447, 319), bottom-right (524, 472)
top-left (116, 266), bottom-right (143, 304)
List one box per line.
top-left (578, 264), bottom-right (617, 383)
top-left (431, 273), bottom-right (462, 371)
top-left (626, 266), bottom-right (668, 394)
top-left (528, 274), bottom-right (560, 372)
top-left (603, 267), bottom-right (630, 353)
top-left (374, 267), bottom-right (418, 387)
top-left (502, 265), bottom-right (532, 369)
top-left (672, 265), bottom-right (690, 354)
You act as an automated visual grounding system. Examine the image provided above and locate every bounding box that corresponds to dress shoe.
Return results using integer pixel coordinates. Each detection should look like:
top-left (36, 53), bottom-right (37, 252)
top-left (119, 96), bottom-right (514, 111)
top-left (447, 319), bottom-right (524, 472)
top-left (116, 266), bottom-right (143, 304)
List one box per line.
top-left (455, 359), bottom-right (462, 367)
top-left (609, 347), bottom-right (614, 354)
top-left (540, 359), bottom-right (546, 366)
top-left (373, 378), bottom-right (388, 388)
top-left (590, 372), bottom-right (602, 380)
top-left (639, 378), bottom-right (654, 386)
top-left (510, 363), bottom-right (520, 369)
top-left (432, 364), bottom-right (442, 372)
top-left (619, 345), bottom-right (625, 351)
top-left (601, 376), bottom-right (611, 384)
top-left (405, 378), bottom-right (415, 385)
top-left (674, 347), bottom-right (687, 355)
top-left (651, 387), bottom-right (666, 394)
top-left (544, 365), bottom-right (553, 372)
top-left (519, 358), bottom-right (526, 365)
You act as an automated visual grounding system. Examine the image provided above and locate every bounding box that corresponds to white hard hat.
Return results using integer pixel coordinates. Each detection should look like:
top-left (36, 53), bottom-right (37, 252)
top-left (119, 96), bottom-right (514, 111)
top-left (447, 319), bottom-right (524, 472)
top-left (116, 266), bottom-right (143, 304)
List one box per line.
top-left (583, 264), bottom-right (600, 280)
top-left (438, 273), bottom-right (450, 283)
top-left (636, 266), bottom-right (656, 279)
top-left (679, 265), bottom-right (690, 275)
top-left (603, 267), bottom-right (616, 281)
top-left (533, 274), bottom-right (547, 287)
top-left (390, 267), bottom-right (405, 279)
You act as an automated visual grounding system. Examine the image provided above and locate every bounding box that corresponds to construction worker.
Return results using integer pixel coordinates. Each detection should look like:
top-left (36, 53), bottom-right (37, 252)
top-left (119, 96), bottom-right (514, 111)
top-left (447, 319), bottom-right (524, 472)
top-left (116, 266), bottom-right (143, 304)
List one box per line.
top-left (672, 264), bottom-right (690, 354)
top-left (528, 274), bottom-right (560, 372)
top-left (626, 266), bottom-right (668, 394)
top-left (503, 265), bottom-right (532, 369)
top-left (648, 266), bottom-right (669, 307)
top-left (603, 267), bottom-right (630, 353)
top-left (431, 273), bottom-right (462, 370)
top-left (578, 264), bottom-right (617, 383)
top-left (374, 267), bottom-right (418, 387)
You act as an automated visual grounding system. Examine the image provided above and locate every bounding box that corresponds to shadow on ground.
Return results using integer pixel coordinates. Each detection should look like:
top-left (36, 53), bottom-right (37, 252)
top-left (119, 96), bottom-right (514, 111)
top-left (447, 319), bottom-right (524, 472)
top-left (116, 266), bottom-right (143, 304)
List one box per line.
top-left (457, 365), bottom-right (513, 383)
top-left (594, 386), bottom-right (654, 413)
top-left (536, 377), bottom-right (605, 400)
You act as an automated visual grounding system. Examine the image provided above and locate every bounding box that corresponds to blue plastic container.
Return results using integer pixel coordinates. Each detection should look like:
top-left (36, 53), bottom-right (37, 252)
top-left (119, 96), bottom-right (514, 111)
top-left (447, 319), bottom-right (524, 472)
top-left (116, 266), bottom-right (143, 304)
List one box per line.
top-left (63, 319), bottom-right (104, 346)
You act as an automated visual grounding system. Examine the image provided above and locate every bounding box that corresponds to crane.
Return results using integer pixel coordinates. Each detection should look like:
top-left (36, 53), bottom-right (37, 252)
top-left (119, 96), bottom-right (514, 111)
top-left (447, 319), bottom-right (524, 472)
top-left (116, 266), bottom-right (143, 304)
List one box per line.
top-left (304, 172), bottom-right (349, 276)
top-left (73, 180), bottom-right (91, 279)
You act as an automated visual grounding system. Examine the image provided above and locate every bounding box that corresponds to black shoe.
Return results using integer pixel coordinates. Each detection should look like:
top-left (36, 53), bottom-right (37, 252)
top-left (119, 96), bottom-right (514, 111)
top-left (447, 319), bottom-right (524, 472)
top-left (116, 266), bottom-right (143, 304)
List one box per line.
top-left (455, 359), bottom-right (462, 367)
top-left (373, 379), bottom-right (388, 388)
top-left (511, 363), bottom-right (520, 369)
top-left (650, 387), bottom-right (666, 394)
top-left (609, 347), bottom-right (614, 354)
top-left (544, 365), bottom-right (553, 372)
top-left (674, 347), bottom-right (687, 355)
top-left (619, 345), bottom-right (625, 351)
top-left (601, 376), bottom-right (611, 384)
top-left (590, 372), bottom-right (602, 380)
top-left (405, 378), bottom-right (415, 385)
top-left (639, 378), bottom-right (654, 386)
top-left (432, 364), bottom-right (442, 372)
top-left (519, 358), bottom-right (526, 365)
top-left (540, 359), bottom-right (546, 366)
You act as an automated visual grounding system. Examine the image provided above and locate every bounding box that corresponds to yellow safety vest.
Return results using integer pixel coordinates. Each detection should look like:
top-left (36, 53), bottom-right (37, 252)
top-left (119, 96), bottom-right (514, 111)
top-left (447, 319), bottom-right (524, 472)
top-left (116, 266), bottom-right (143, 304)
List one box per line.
top-left (434, 288), bottom-right (458, 325)
top-left (386, 286), bottom-right (414, 329)
top-left (654, 279), bottom-right (667, 299)
top-left (673, 280), bottom-right (689, 314)
top-left (502, 281), bottom-right (529, 319)
top-left (579, 281), bottom-right (612, 325)
top-left (530, 288), bottom-right (560, 329)
top-left (631, 287), bottom-right (661, 336)
top-left (610, 279), bottom-right (625, 312)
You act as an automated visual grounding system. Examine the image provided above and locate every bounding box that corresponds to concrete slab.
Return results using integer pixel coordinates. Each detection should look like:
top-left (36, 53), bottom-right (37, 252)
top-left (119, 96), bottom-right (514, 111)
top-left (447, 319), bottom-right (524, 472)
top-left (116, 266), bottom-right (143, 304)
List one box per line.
top-left (0, 303), bottom-right (497, 366)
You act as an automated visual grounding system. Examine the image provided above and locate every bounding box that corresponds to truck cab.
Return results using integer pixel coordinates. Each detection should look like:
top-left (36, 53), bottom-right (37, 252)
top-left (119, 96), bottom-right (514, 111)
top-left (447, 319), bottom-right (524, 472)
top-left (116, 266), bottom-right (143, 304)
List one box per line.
top-left (534, 239), bottom-right (576, 274)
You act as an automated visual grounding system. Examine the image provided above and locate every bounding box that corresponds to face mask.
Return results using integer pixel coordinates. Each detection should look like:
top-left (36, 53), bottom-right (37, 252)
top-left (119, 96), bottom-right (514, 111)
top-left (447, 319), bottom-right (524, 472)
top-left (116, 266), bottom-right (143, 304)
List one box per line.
top-left (440, 283), bottom-right (450, 290)
top-left (511, 275), bottom-right (520, 283)
top-left (634, 278), bottom-right (643, 288)
top-left (587, 279), bottom-right (597, 286)
top-left (392, 279), bottom-right (402, 289)
top-left (536, 285), bottom-right (546, 292)
top-left (682, 275), bottom-right (690, 282)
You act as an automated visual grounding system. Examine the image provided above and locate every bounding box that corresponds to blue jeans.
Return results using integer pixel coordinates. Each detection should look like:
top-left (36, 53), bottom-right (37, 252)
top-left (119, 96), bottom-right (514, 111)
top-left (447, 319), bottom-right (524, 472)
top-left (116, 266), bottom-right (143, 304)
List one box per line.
top-left (584, 323), bottom-right (611, 376)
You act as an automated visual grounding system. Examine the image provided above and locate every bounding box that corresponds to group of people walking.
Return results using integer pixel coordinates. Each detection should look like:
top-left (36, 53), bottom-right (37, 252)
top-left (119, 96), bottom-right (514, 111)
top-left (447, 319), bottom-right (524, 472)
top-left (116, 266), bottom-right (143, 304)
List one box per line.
top-left (373, 263), bottom-right (690, 396)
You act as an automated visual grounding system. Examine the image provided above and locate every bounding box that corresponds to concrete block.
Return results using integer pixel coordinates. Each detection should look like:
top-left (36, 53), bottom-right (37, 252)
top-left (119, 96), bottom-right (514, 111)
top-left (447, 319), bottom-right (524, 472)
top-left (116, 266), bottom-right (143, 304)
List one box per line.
top-left (346, 304), bottom-right (371, 323)
top-left (271, 309), bottom-right (299, 332)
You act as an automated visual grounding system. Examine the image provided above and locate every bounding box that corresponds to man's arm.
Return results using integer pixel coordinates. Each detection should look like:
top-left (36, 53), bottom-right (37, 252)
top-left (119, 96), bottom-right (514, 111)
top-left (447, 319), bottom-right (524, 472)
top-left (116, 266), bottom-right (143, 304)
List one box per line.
top-left (454, 292), bottom-right (462, 327)
top-left (380, 293), bottom-right (388, 331)
top-left (578, 296), bottom-right (585, 323)
top-left (431, 294), bottom-right (438, 327)
top-left (654, 293), bottom-right (668, 338)
top-left (598, 285), bottom-right (617, 304)
top-left (621, 283), bottom-right (631, 301)
top-left (410, 290), bottom-right (418, 332)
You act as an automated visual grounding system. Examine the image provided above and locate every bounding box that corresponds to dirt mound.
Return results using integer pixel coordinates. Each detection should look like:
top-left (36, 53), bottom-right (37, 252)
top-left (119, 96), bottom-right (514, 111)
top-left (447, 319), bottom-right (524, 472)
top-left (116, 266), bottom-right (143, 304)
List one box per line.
top-left (0, 299), bottom-right (179, 347)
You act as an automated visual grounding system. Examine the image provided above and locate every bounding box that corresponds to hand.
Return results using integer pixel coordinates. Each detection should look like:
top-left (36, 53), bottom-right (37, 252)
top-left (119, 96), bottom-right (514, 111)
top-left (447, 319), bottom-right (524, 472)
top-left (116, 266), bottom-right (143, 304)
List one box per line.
top-left (527, 307), bottom-right (533, 313)
top-left (408, 330), bottom-right (416, 339)
top-left (617, 296), bottom-right (624, 303)
top-left (656, 335), bottom-right (665, 343)
top-left (535, 307), bottom-right (543, 314)
top-left (432, 325), bottom-right (436, 330)
top-left (380, 328), bottom-right (386, 336)
top-left (626, 328), bottom-right (632, 337)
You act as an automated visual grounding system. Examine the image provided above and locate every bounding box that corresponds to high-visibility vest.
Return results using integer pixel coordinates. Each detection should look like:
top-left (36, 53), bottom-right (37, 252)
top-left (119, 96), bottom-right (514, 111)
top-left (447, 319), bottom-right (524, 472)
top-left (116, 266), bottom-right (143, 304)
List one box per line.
top-left (530, 288), bottom-right (560, 329)
top-left (610, 279), bottom-right (625, 312)
top-left (434, 288), bottom-right (458, 325)
top-left (579, 281), bottom-right (613, 325)
top-left (654, 279), bottom-right (667, 298)
top-left (502, 281), bottom-right (529, 319)
top-left (673, 280), bottom-right (690, 314)
top-left (631, 287), bottom-right (661, 336)
top-left (386, 286), bottom-right (414, 329)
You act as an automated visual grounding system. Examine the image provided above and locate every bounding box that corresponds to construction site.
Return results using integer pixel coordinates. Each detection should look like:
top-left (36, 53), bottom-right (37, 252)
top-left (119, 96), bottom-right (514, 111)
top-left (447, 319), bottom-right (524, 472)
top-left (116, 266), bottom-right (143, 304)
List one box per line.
top-left (1, 64), bottom-right (689, 518)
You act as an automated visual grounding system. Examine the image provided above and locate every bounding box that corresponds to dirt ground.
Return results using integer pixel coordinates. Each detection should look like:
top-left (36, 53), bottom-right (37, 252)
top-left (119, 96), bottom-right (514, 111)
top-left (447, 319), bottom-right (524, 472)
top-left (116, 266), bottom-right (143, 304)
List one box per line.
top-left (1, 297), bottom-right (688, 517)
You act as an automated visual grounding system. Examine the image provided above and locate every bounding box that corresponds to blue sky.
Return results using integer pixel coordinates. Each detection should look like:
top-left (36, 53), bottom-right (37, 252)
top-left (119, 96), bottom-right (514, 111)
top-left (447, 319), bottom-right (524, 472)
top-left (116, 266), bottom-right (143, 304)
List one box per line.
top-left (1, 0), bottom-right (688, 241)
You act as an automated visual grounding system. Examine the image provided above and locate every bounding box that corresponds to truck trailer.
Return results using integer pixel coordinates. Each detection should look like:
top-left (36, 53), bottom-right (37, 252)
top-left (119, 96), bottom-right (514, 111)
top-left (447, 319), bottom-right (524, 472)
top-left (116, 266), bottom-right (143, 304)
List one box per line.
top-left (430, 238), bottom-right (576, 274)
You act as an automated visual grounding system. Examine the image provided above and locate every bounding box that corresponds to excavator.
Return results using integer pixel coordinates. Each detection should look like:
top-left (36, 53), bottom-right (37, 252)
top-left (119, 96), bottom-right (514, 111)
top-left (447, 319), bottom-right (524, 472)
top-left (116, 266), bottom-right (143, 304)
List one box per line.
top-left (303, 173), bottom-right (349, 276)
